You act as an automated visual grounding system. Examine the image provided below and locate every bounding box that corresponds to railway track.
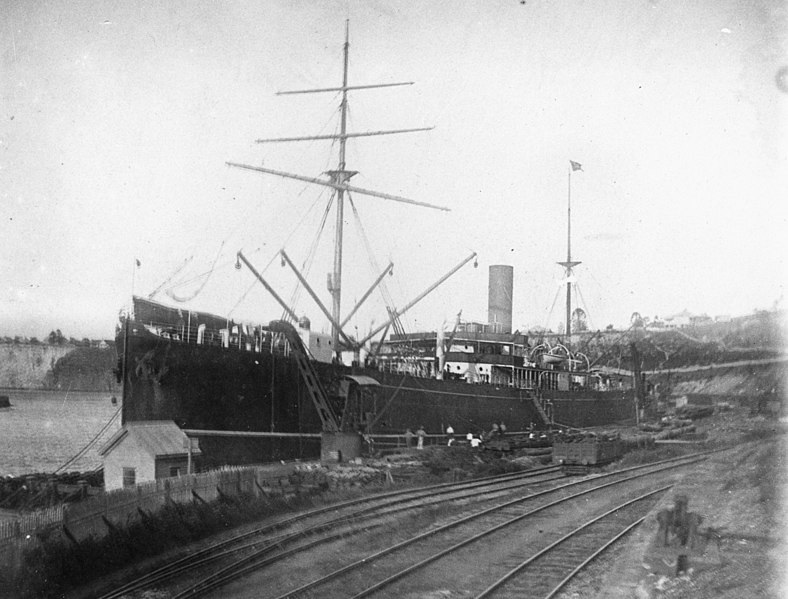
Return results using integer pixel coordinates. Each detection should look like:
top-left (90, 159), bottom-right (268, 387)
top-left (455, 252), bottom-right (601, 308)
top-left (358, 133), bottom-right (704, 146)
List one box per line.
top-left (181, 452), bottom-right (712, 598)
top-left (97, 465), bottom-right (564, 599)
top-left (475, 487), bottom-right (666, 598)
top-left (99, 450), bottom-right (726, 599)
top-left (283, 460), bottom-right (690, 599)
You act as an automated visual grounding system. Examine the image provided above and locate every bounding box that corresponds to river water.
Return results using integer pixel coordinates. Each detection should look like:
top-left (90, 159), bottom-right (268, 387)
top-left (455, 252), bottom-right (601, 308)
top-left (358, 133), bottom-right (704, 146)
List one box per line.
top-left (0, 389), bottom-right (122, 477)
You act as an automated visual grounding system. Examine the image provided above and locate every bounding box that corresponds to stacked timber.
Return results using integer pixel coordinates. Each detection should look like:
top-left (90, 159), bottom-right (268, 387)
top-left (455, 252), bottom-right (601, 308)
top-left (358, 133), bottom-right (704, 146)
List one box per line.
top-left (638, 415), bottom-right (703, 442)
top-left (675, 405), bottom-right (715, 419)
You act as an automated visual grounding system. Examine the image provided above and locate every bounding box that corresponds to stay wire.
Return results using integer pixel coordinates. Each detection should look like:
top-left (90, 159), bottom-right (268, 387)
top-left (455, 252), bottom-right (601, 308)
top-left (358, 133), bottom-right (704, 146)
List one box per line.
top-left (574, 281), bottom-right (596, 332)
top-left (284, 191), bottom-right (335, 321)
top-left (167, 92), bottom-right (342, 307)
top-left (225, 90), bottom-right (342, 243)
top-left (166, 241), bottom-right (226, 303)
top-left (228, 248), bottom-right (286, 319)
top-left (348, 193), bottom-right (399, 330)
top-left (544, 281), bottom-right (563, 332)
top-left (54, 406), bottom-right (121, 474)
top-left (282, 111), bottom-right (343, 320)
top-left (347, 194), bottom-right (392, 303)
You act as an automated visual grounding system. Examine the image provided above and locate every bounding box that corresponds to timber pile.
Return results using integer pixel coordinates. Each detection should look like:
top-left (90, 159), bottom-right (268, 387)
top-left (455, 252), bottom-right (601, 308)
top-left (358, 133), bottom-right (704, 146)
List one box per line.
top-left (483, 433), bottom-right (552, 453)
top-left (675, 404), bottom-right (716, 419)
top-left (638, 416), bottom-right (701, 441)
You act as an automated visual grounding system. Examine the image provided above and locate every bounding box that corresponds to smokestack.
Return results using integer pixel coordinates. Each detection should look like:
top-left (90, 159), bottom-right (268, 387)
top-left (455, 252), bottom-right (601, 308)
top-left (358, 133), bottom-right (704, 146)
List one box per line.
top-left (488, 265), bottom-right (513, 334)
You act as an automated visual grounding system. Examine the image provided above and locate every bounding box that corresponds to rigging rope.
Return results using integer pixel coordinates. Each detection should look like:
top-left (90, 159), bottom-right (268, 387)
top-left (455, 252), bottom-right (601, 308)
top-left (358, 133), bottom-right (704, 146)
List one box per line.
top-left (574, 281), bottom-right (595, 331)
top-left (162, 93), bottom-right (343, 311)
top-left (348, 194), bottom-right (397, 309)
top-left (166, 240), bottom-right (226, 303)
top-left (227, 248), bottom-right (284, 318)
top-left (279, 111), bottom-right (342, 322)
top-left (148, 256), bottom-right (193, 300)
top-left (544, 280), bottom-right (563, 332)
top-left (226, 91), bottom-right (342, 242)
top-left (282, 109), bottom-right (341, 321)
top-left (54, 406), bottom-right (121, 474)
top-left (347, 193), bottom-right (406, 341)
top-left (283, 190), bottom-right (335, 322)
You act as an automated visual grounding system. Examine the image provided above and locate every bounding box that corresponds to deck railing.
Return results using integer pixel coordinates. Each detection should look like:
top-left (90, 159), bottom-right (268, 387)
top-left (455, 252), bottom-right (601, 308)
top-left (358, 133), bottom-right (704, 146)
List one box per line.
top-left (132, 318), bottom-right (295, 357)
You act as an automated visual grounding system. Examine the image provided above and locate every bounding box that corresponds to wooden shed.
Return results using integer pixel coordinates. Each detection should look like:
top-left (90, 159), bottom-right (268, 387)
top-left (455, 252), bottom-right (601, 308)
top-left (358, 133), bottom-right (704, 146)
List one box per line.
top-left (99, 420), bottom-right (201, 491)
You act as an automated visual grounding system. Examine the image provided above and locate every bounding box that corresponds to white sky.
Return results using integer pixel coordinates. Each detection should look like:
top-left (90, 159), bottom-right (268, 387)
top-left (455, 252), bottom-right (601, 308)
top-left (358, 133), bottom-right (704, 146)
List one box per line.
top-left (1, 0), bottom-right (786, 340)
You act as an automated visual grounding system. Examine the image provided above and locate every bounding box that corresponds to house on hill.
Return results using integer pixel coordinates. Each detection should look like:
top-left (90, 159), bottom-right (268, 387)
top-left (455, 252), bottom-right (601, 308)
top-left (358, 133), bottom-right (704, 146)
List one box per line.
top-left (663, 309), bottom-right (692, 328)
top-left (100, 421), bottom-right (201, 491)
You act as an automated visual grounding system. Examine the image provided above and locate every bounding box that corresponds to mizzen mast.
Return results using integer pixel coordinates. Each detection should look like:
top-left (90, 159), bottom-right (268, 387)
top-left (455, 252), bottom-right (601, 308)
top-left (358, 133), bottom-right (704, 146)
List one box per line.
top-left (228, 20), bottom-right (447, 358)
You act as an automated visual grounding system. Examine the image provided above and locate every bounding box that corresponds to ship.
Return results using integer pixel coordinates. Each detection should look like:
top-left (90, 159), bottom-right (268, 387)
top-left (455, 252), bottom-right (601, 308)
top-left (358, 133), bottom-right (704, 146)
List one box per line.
top-left (117, 24), bottom-right (636, 467)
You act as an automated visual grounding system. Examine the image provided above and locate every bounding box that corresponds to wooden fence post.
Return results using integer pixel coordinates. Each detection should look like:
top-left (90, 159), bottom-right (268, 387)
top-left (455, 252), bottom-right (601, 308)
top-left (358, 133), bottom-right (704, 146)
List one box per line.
top-left (62, 525), bottom-right (79, 547)
top-left (101, 516), bottom-right (118, 534)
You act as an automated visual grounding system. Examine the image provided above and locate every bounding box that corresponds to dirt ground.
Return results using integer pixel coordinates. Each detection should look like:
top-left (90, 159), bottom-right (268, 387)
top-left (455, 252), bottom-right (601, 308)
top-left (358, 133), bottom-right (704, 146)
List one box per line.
top-left (302, 407), bottom-right (788, 598)
top-left (555, 409), bottom-right (788, 599)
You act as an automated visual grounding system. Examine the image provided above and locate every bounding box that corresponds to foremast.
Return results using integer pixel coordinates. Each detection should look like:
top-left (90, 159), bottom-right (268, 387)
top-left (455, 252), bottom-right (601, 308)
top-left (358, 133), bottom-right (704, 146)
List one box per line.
top-left (558, 161), bottom-right (582, 347)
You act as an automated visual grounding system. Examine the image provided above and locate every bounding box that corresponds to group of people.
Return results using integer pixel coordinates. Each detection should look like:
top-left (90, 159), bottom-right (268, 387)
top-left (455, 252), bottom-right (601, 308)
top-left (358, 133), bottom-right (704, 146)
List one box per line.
top-left (404, 426), bottom-right (428, 450)
top-left (488, 421), bottom-right (507, 438)
top-left (404, 421), bottom-right (508, 450)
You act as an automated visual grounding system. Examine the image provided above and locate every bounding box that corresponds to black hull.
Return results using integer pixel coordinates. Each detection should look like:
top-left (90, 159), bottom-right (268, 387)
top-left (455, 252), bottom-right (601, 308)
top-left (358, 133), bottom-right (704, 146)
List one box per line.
top-left (120, 325), bottom-right (634, 466)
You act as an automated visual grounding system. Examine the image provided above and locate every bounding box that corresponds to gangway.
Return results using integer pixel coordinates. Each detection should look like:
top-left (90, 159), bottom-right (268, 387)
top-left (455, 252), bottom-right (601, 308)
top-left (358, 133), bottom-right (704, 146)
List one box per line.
top-left (267, 320), bottom-right (340, 432)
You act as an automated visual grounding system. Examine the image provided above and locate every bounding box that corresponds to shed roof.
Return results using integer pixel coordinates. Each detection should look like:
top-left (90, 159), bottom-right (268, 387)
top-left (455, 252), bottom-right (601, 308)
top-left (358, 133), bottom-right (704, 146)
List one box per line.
top-left (344, 375), bottom-right (380, 387)
top-left (99, 420), bottom-right (201, 458)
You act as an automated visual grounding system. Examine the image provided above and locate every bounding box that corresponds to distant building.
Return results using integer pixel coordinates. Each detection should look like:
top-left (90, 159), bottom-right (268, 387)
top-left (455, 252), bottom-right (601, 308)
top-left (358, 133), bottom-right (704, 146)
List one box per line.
top-left (689, 314), bottom-right (713, 326)
top-left (663, 309), bottom-right (692, 328)
top-left (99, 421), bottom-right (201, 491)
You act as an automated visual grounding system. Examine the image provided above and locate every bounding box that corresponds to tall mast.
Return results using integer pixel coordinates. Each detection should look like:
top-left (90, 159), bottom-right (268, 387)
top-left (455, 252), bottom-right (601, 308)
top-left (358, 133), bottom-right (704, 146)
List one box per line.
top-left (558, 161), bottom-right (582, 344)
top-left (327, 21), bottom-right (352, 357)
top-left (229, 21), bottom-right (449, 359)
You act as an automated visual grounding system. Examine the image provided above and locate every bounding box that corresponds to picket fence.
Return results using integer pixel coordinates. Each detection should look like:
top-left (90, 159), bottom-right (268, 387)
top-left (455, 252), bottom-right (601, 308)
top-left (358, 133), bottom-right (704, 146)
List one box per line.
top-left (0, 463), bottom-right (296, 577)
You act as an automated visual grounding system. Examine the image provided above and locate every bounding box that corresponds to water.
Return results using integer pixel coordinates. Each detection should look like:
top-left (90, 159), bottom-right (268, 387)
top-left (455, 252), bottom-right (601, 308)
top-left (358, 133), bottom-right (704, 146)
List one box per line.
top-left (0, 389), bottom-right (122, 477)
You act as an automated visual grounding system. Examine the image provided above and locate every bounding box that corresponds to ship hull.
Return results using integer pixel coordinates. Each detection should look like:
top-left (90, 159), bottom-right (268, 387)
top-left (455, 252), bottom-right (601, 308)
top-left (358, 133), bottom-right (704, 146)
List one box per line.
top-left (119, 321), bottom-right (634, 466)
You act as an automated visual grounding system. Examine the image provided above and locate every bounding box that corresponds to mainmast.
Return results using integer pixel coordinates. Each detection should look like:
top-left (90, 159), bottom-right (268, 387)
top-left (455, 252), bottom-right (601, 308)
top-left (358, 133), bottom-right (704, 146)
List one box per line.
top-left (327, 22), bottom-right (352, 359)
top-left (558, 161), bottom-right (582, 344)
top-left (229, 21), bottom-right (448, 359)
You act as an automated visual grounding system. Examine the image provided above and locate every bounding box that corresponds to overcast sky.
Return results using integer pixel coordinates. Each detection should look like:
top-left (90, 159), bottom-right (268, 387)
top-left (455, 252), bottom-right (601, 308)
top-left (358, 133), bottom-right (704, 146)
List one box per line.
top-left (2, 0), bottom-right (786, 341)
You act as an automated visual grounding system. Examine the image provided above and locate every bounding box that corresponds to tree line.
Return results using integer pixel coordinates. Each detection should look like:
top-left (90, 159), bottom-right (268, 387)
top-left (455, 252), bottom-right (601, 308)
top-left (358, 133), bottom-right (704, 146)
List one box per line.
top-left (0, 329), bottom-right (109, 347)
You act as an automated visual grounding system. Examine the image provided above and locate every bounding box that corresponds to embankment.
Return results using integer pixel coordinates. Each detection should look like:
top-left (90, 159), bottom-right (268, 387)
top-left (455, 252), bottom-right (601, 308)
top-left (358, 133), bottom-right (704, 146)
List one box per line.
top-left (647, 359), bottom-right (787, 414)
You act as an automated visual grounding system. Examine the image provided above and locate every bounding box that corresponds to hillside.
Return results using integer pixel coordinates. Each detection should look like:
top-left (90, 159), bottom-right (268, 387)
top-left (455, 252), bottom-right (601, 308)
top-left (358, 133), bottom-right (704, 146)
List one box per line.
top-left (571, 309), bottom-right (786, 372)
top-left (0, 343), bottom-right (73, 389)
top-left (0, 341), bottom-right (120, 392)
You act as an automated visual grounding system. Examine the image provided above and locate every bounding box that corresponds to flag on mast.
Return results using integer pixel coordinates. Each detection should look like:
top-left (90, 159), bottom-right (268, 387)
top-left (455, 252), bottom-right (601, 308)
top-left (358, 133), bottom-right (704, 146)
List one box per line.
top-left (570, 160), bottom-right (583, 172)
